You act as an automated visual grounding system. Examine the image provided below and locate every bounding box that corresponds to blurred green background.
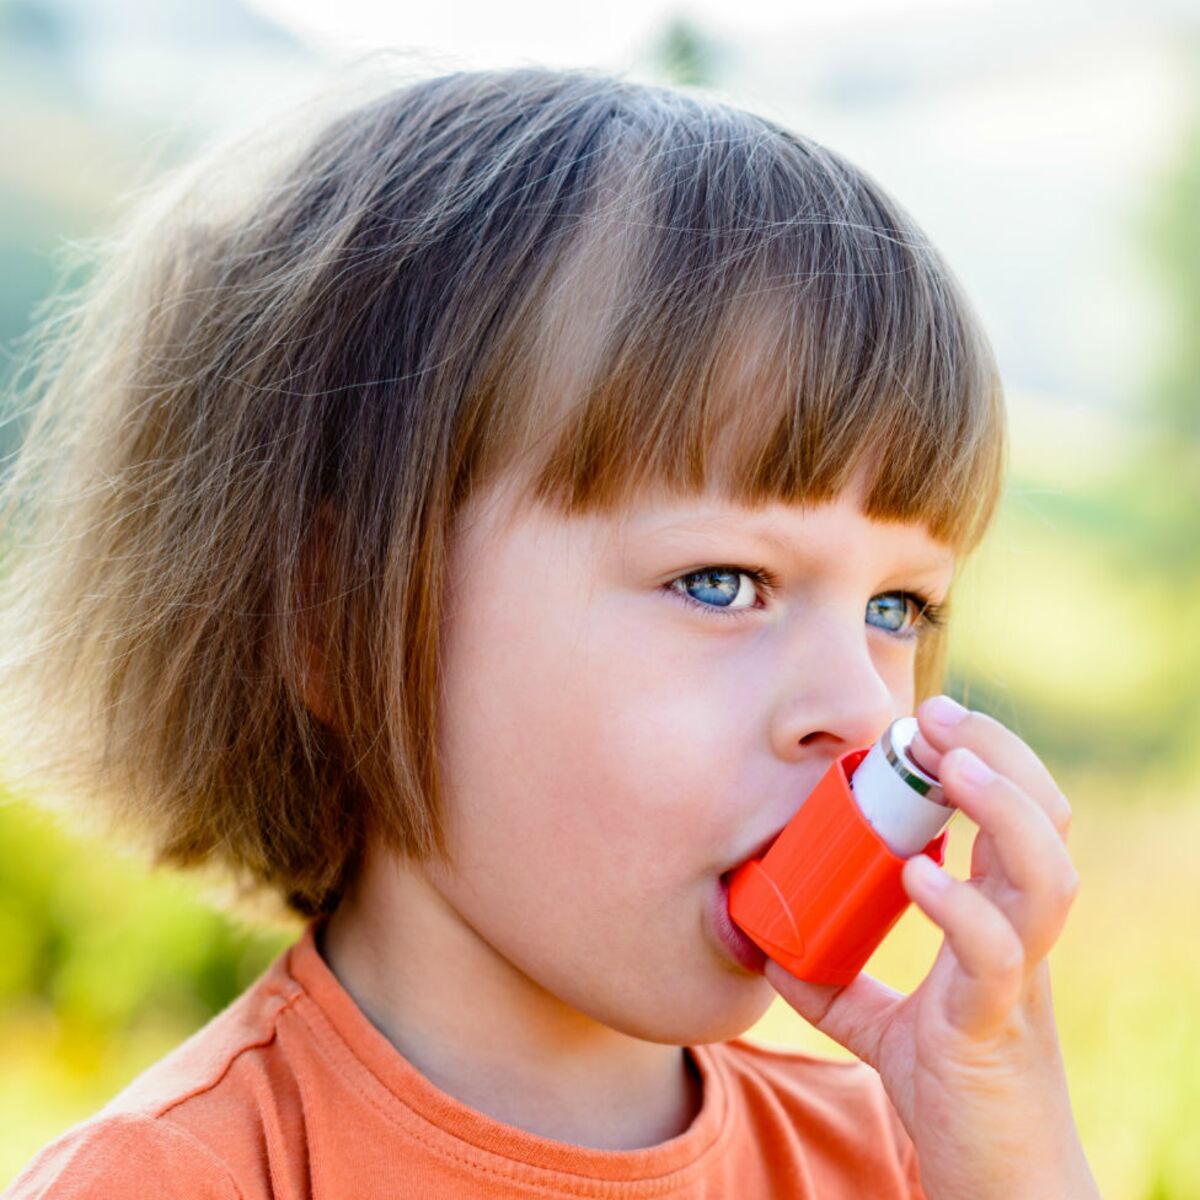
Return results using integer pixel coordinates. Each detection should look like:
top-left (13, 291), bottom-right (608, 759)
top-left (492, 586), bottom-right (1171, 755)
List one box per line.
top-left (2, 3), bottom-right (1198, 1197)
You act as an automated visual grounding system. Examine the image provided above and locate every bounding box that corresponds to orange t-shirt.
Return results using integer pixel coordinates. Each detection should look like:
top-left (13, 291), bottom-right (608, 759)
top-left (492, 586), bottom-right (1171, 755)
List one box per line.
top-left (4, 918), bottom-right (927, 1198)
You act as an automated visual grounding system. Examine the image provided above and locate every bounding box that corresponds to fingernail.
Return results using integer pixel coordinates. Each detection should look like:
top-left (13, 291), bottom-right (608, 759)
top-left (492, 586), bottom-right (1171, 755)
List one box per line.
top-left (953, 748), bottom-right (994, 786)
top-left (924, 694), bottom-right (967, 728)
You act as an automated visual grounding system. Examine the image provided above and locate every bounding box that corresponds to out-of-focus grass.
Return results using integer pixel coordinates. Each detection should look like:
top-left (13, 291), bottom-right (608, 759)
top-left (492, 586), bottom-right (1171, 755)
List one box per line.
top-left (0, 798), bottom-right (296, 1187)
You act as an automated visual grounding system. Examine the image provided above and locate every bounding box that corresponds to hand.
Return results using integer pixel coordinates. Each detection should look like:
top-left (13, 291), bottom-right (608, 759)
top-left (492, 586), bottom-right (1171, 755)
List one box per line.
top-left (762, 696), bottom-right (1100, 1200)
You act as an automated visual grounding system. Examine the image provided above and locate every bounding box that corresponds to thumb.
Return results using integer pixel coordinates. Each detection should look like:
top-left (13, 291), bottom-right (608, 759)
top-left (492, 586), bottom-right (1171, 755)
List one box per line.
top-left (763, 958), bottom-right (903, 1071)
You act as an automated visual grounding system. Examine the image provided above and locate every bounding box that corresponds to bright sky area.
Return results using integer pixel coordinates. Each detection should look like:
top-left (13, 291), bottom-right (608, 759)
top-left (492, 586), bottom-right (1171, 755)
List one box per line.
top-left (246, 0), bottom-right (995, 71)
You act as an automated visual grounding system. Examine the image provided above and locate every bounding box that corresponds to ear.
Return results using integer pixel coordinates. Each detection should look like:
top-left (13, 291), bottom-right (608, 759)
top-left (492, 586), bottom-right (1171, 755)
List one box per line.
top-left (296, 499), bottom-right (338, 728)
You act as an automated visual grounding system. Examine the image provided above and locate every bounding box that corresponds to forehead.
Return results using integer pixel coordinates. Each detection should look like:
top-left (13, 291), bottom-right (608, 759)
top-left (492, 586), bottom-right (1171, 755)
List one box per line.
top-left (458, 465), bottom-right (954, 577)
top-left (617, 490), bottom-right (953, 570)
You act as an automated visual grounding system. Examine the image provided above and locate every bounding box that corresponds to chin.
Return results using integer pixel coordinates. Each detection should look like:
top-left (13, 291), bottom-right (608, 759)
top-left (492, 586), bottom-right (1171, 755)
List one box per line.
top-left (614, 975), bottom-right (778, 1046)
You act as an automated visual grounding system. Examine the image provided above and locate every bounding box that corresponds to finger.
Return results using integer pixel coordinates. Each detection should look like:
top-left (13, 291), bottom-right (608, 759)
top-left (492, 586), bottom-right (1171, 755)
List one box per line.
top-left (763, 958), bottom-right (902, 1073)
top-left (916, 697), bottom-right (1073, 841)
top-left (903, 855), bottom-right (1027, 1040)
top-left (940, 747), bottom-right (1081, 960)
top-left (908, 727), bottom-right (944, 781)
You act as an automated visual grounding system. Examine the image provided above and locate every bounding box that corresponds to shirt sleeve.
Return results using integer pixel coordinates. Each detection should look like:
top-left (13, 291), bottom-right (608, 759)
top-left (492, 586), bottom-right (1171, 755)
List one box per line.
top-left (2, 1112), bottom-right (243, 1200)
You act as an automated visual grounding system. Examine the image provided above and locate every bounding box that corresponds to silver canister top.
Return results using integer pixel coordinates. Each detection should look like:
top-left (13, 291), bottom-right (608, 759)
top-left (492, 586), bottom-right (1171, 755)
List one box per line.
top-left (881, 716), bottom-right (946, 807)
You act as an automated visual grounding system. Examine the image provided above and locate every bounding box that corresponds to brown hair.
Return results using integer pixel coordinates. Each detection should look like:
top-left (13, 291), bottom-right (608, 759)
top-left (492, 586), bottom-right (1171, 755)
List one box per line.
top-left (0, 65), bottom-right (1007, 923)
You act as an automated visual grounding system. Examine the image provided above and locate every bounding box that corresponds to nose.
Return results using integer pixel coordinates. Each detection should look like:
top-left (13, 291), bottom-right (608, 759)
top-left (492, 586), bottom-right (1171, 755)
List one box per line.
top-left (767, 621), bottom-right (899, 761)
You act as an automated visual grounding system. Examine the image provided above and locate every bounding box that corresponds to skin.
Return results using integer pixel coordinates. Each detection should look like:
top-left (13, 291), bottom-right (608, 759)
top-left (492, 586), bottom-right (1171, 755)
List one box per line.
top-left (317, 464), bottom-right (1097, 1193)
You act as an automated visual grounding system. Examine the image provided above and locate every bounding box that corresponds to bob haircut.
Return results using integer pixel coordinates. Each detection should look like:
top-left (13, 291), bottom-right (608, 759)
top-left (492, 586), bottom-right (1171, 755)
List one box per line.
top-left (0, 65), bottom-right (1007, 922)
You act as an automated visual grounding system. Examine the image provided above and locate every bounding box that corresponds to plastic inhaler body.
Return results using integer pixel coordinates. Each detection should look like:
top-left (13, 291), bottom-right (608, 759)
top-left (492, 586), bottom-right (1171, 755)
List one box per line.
top-left (727, 717), bottom-right (956, 986)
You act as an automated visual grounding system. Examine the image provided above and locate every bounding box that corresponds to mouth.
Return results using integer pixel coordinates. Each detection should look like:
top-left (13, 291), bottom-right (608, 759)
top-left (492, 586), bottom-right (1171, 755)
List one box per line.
top-left (712, 801), bottom-right (812, 972)
top-left (712, 872), bottom-right (767, 974)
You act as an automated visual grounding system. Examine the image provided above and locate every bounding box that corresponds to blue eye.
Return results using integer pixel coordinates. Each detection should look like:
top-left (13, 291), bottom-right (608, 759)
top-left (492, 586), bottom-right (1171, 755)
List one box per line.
top-left (663, 564), bottom-right (947, 642)
top-left (667, 566), bottom-right (765, 615)
top-left (866, 593), bottom-right (945, 640)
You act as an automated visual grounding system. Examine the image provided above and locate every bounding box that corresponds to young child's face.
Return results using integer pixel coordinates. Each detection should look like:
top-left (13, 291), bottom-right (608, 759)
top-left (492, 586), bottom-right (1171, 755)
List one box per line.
top-left (427, 466), bottom-right (955, 1044)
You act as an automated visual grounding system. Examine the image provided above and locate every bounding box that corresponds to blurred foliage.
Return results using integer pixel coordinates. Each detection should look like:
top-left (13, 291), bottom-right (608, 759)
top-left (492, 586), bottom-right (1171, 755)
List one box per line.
top-left (648, 13), bottom-right (725, 88)
top-left (0, 799), bottom-right (291, 1031)
top-left (1095, 58), bottom-right (1200, 776)
top-left (1, 15), bottom-right (1198, 1200)
top-left (1139, 85), bottom-right (1200, 466)
top-left (0, 795), bottom-right (296, 1184)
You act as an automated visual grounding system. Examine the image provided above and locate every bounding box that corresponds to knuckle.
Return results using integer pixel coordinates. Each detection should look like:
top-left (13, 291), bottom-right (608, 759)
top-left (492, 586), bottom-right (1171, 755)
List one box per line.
top-left (949, 745), bottom-right (993, 782)
top-left (994, 932), bottom-right (1026, 978)
top-left (964, 708), bottom-right (1003, 744)
top-left (966, 707), bottom-right (997, 732)
top-left (1056, 866), bottom-right (1081, 905)
top-left (1052, 792), bottom-right (1073, 837)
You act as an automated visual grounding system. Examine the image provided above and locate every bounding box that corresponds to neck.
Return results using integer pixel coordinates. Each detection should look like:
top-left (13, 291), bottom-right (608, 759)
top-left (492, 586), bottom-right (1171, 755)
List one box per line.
top-left (316, 858), bottom-right (704, 1151)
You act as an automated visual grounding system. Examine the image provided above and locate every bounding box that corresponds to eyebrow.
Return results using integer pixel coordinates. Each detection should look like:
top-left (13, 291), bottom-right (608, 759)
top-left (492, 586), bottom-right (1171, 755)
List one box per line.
top-left (643, 515), bottom-right (956, 573)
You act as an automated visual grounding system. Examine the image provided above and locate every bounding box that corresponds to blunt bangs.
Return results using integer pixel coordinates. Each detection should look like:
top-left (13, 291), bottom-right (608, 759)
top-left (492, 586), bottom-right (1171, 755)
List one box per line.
top-left (475, 106), bottom-right (1005, 556)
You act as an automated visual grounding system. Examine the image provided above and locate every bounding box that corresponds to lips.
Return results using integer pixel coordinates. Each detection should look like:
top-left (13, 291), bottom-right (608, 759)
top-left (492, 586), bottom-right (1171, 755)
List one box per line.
top-left (713, 782), bottom-right (823, 970)
top-left (712, 874), bottom-right (767, 973)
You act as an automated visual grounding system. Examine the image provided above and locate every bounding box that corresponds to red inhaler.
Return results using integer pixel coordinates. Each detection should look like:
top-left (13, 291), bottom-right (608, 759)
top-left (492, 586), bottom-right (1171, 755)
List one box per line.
top-left (727, 717), bottom-right (957, 986)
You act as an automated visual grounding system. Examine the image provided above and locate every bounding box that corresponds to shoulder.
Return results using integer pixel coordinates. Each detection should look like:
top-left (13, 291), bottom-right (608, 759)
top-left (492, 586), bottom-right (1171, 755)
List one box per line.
top-left (2, 1112), bottom-right (243, 1199)
top-left (711, 1033), bottom-right (890, 1101)
top-left (96, 945), bottom-right (304, 1123)
top-left (705, 1037), bottom-right (920, 1180)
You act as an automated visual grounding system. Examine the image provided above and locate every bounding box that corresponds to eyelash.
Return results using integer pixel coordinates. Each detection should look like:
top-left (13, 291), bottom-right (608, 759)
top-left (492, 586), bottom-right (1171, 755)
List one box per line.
top-left (662, 564), bottom-right (948, 642)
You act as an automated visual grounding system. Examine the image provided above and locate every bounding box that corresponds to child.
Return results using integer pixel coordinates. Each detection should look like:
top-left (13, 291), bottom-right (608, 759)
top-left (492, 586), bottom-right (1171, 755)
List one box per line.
top-left (0, 65), bottom-right (1099, 1198)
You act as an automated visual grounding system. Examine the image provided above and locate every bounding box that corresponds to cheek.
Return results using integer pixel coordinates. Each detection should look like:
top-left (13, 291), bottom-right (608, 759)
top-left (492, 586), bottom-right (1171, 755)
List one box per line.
top-left (579, 623), bottom-right (764, 861)
top-left (878, 643), bottom-right (918, 715)
top-left (430, 584), bottom-right (790, 1037)
top-left (435, 593), bottom-right (754, 898)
